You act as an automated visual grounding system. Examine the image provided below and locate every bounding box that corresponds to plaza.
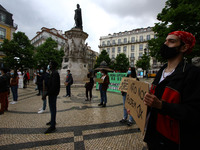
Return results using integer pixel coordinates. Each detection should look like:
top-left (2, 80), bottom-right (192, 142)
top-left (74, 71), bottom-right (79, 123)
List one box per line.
top-left (0, 80), bottom-right (153, 150)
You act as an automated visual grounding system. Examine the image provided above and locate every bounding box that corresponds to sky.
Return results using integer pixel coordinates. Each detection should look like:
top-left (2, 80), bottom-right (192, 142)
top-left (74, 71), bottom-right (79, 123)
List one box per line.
top-left (0, 0), bottom-right (166, 52)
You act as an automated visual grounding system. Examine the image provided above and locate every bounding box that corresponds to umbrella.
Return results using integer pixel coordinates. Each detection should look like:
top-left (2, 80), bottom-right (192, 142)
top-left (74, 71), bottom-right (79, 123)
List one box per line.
top-left (94, 61), bottom-right (114, 72)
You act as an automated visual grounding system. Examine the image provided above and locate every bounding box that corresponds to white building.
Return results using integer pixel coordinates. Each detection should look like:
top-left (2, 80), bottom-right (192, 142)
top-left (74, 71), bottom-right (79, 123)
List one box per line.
top-left (99, 27), bottom-right (160, 72)
top-left (31, 27), bottom-right (66, 49)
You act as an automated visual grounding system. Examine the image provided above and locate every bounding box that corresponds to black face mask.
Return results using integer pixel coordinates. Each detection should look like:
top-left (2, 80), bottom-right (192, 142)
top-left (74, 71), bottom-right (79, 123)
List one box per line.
top-left (160, 44), bottom-right (180, 59)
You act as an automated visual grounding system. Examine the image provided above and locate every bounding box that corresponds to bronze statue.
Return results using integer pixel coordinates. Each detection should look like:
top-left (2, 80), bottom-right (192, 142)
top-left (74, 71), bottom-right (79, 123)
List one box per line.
top-left (74, 4), bottom-right (83, 30)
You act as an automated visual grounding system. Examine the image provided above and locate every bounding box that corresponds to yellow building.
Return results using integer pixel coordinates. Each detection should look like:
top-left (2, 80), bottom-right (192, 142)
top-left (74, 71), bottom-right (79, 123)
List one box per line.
top-left (0, 4), bottom-right (17, 66)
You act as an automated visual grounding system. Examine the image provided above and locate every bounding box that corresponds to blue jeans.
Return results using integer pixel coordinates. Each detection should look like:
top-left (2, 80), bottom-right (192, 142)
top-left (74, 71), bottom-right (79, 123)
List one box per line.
top-left (48, 95), bottom-right (57, 128)
top-left (66, 84), bottom-right (71, 97)
top-left (11, 85), bottom-right (18, 101)
top-left (40, 90), bottom-right (47, 110)
top-left (123, 93), bottom-right (133, 122)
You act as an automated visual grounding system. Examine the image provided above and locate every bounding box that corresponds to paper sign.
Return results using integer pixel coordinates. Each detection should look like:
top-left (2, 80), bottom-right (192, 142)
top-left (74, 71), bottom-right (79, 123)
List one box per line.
top-left (118, 77), bottom-right (135, 92)
top-left (125, 79), bottom-right (149, 133)
top-left (95, 78), bottom-right (103, 83)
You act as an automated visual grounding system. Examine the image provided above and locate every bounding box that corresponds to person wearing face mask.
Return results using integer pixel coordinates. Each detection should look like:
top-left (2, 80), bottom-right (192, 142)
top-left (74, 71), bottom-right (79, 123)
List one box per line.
top-left (63, 70), bottom-right (73, 98)
top-left (38, 67), bottom-right (50, 114)
top-left (120, 67), bottom-right (139, 126)
top-left (98, 69), bottom-right (110, 107)
top-left (10, 70), bottom-right (19, 104)
top-left (43, 61), bottom-right (60, 134)
top-left (143, 31), bottom-right (200, 150)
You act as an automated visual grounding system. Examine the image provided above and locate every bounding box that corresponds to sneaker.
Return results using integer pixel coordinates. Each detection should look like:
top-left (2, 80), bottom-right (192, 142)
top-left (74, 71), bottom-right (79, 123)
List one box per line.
top-left (127, 121), bottom-right (133, 126)
top-left (10, 101), bottom-right (17, 104)
top-left (98, 103), bottom-right (103, 106)
top-left (46, 121), bottom-right (51, 126)
top-left (38, 109), bottom-right (45, 114)
top-left (85, 98), bottom-right (89, 101)
top-left (44, 127), bottom-right (56, 134)
top-left (38, 107), bottom-right (43, 111)
top-left (119, 119), bottom-right (127, 123)
top-left (102, 103), bottom-right (106, 107)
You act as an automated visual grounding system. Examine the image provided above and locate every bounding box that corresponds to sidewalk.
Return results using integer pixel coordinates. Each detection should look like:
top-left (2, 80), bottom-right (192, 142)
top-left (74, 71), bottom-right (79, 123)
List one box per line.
top-left (0, 84), bottom-right (147, 150)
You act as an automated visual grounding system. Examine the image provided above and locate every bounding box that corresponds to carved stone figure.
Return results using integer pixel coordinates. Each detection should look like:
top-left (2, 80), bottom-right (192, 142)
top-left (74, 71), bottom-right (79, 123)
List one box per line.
top-left (74, 4), bottom-right (83, 30)
top-left (64, 42), bottom-right (69, 56)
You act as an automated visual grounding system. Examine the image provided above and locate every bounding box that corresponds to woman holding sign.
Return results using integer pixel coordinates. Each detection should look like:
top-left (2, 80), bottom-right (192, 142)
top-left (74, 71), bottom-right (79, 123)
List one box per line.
top-left (119, 67), bottom-right (139, 126)
top-left (143, 31), bottom-right (200, 150)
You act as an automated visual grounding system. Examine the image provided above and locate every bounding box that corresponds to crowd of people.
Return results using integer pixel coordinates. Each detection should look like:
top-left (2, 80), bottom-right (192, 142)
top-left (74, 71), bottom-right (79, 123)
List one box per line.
top-left (1, 31), bottom-right (200, 149)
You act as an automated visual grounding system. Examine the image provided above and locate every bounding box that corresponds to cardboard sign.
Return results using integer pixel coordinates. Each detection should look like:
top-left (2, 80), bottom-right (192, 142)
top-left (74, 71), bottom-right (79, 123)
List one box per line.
top-left (118, 77), bottom-right (136, 92)
top-left (95, 78), bottom-right (103, 83)
top-left (125, 79), bottom-right (149, 133)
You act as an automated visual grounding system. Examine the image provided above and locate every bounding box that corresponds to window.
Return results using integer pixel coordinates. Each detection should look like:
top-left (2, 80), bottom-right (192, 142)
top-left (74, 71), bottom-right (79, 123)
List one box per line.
top-left (139, 44), bottom-right (143, 51)
top-left (118, 47), bottom-right (121, 53)
top-left (131, 53), bottom-right (134, 58)
top-left (131, 37), bottom-right (135, 43)
top-left (107, 41), bottom-right (110, 45)
top-left (124, 38), bottom-right (127, 44)
top-left (112, 55), bottom-right (115, 59)
top-left (131, 45), bottom-right (135, 52)
top-left (139, 36), bottom-right (143, 42)
top-left (147, 35), bottom-right (150, 40)
top-left (118, 39), bottom-right (121, 44)
top-left (0, 13), bottom-right (6, 23)
top-left (139, 52), bottom-right (143, 56)
top-left (112, 47), bottom-right (115, 53)
top-left (0, 27), bottom-right (6, 39)
top-left (112, 40), bottom-right (115, 44)
top-left (107, 48), bottom-right (110, 53)
top-left (102, 41), bottom-right (105, 46)
top-left (123, 46), bottom-right (127, 53)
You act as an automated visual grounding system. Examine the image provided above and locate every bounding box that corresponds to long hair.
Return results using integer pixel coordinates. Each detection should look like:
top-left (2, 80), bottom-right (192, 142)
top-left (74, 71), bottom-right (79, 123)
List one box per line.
top-left (130, 67), bottom-right (137, 78)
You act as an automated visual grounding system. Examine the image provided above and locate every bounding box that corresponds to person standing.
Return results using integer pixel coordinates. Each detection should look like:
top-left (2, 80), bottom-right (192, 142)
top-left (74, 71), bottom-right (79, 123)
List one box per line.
top-left (10, 70), bottom-right (19, 104)
top-left (38, 67), bottom-right (50, 114)
top-left (119, 67), bottom-right (139, 126)
top-left (43, 61), bottom-right (60, 134)
top-left (0, 67), bottom-right (9, 115)
top-left (85, 71), bottom-right (94, 101)
top-left (143, 31), bottom-right (200, 150)
top-left (98, 69), bottom-right (110, 107)
top-left (64, 70), bottom-right (73, 98)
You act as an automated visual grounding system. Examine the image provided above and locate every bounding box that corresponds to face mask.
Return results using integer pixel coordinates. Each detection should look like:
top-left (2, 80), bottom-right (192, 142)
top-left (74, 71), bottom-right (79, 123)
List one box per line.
top-left (40, 70), bottom-right (43, 73)
top-left (37, 70), bottom-right (39, 73)
top-left (102, 73), bottom-right (104, 76)
top-left (160, 44), bottom-right (180, 59)
top-left (127, 70), bottom-right (131, 75)
top-left (11, 72), bottom-right (14, 75)
top-left (47, 65), bottom-right (50, 70)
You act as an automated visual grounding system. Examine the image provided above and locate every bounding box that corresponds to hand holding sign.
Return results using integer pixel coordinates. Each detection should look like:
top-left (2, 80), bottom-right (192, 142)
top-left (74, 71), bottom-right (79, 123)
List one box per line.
top-left (144, 93), bottom-right (162, 109)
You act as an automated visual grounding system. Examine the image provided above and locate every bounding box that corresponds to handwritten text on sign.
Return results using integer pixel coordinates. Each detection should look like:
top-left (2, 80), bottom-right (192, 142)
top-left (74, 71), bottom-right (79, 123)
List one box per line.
top-left (118, 77), bottom-right (135, 92)
top-left (125, 79), bottom-right (149, 133)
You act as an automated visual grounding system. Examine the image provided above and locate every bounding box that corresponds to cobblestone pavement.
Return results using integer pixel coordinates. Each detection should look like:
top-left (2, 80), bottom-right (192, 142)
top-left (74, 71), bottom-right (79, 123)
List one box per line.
top-left (0, 79), bottom-right (153, 150)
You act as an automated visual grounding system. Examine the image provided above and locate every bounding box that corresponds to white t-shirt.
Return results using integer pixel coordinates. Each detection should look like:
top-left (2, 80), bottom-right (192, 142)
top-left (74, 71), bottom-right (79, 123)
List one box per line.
top-left (159, 69), bottom-right (175, 83)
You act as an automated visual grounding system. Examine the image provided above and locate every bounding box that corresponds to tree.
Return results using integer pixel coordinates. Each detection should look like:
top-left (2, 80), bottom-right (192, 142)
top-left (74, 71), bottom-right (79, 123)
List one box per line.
top-left (0, 32), bottom-right (34, 70)
top-left (114, 53), bottom-right (129, 72)
top-left (136, 51), bottom-right (150, 76)
top-left (149, 0), bottom-right (200, 62)
top-left (94, 50), bottom-right (111, 68)
top-left (33, 38), bottom-right (64, 69)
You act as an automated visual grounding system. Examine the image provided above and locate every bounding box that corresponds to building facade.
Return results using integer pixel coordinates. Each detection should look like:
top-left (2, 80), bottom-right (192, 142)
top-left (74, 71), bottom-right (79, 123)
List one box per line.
top-left (0, 5), bottom-right (18, 67)
top-left (99, 27), bottom-right (160, 72)
top-left (31, 27), bottom-right (66, 50)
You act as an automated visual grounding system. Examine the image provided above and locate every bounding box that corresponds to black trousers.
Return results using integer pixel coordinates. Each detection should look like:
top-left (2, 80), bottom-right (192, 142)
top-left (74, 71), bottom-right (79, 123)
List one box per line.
top-left (86, 88), bottom-right (92, 99)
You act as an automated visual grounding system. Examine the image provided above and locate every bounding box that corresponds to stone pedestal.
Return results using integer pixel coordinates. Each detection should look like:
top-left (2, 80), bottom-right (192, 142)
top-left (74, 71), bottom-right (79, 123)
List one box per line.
top-left (60, 28), bottom-right (89, 84)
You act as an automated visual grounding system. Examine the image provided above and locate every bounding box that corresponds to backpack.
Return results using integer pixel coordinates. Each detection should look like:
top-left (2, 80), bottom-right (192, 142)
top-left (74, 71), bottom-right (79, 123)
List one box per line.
top-left (71, 76), bottom-right (73, 85)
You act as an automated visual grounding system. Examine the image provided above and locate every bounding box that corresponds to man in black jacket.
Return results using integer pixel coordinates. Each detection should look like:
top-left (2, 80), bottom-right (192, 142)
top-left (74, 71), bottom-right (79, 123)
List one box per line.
top-left (44, 61), bottom-right (60, 134)
top-left (143, 31), bottom-right (200, 150)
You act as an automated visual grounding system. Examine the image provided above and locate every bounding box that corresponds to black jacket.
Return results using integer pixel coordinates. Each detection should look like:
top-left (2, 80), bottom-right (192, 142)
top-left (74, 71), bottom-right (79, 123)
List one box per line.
top-left (66, 73), bottom-right (73, 85)
top-left (144, 60), bottom-right (200, 150)
top-left (47, 70), bottom-right (60, 96)
top-left (0, 74), bottom-right (8, 93)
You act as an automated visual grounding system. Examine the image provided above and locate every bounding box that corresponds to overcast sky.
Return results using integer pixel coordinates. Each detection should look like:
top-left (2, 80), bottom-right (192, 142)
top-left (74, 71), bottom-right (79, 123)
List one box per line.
top-left (0, 0), bottom-right (166, 52)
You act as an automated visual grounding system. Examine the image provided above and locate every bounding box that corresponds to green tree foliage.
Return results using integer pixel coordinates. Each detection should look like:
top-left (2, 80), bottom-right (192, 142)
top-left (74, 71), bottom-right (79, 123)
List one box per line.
top-left (149, 0), bottom-right (200, 62)
top-left (33, 38), bottom-right (64, 69)
top-left (94, 50), bottom-right (111, 68)
top-left (136, 52), bottom-right (150, 72)
top-left (114, 53), bottom-right (129, 72)
top-left (0, 32), bottom-right (34, 70)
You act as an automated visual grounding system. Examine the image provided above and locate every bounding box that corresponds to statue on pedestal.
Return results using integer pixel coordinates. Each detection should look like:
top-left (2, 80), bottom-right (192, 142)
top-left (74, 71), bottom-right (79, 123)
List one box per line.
top-left (74, 4), bottom-right (83, 30)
